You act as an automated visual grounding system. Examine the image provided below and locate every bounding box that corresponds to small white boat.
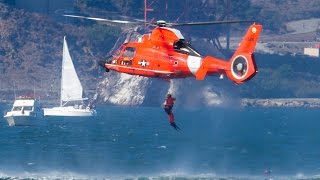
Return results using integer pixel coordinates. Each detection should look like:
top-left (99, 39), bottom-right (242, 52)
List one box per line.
top-left (43, 36), bottom-right (96, 117)
top-left (4, 97), bottom-right (44, 126)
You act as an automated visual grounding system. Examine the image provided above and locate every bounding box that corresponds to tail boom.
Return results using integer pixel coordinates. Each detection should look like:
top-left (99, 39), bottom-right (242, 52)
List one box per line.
top-left (195, 23), bottom-right (262, 83)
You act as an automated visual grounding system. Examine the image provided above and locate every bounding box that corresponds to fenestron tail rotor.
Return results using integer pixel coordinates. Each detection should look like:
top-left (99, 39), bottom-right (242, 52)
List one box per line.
top-left (231, 56), bottom-right (248, 79)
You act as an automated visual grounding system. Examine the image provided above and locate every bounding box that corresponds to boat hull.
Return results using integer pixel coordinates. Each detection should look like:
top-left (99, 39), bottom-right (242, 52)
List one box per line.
top-left (4, 115), bottom-right (43, 126)
top-left (43, 106), bottom-right (96, 117)
top-left (3, 98), bottom-right (44, 126)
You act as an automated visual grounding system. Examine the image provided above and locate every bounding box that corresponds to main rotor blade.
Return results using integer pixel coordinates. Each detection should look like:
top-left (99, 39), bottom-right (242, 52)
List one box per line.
top-left (170, 20), bottom-right (254, 26)
top-left (63, 14), bottom-right (144, 24)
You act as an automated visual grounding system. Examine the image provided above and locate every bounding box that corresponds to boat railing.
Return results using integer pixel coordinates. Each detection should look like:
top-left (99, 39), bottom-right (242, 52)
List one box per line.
top-left (16, 96), bottom-right (36, 100)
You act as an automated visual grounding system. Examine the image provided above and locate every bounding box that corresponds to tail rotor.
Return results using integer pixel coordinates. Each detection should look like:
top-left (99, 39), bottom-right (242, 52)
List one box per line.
top-left (226, 24), bottom-right (262, 84)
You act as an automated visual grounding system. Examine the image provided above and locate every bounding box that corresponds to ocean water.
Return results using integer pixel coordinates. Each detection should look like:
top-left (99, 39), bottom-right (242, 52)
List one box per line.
top-left (1, 104), bottom-right (320, 180)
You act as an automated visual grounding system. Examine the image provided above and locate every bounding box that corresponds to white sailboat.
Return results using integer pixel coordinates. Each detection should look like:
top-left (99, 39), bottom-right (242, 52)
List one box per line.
top-left (43, 36), bottom-right (96, 116)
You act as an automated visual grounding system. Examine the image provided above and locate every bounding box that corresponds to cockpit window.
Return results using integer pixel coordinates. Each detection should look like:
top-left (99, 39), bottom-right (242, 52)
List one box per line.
top-left (13, 106), bottom-right (22, 111)
top-left (114, 48), bottom-right (121, 57)
top-left (24, 106), bottom-right (33, 111)
top-left (122, 47), bottom-right (136, 58)
top-left (120, 46), bottom-right (136, 66)
top-left (173, 40), bottom-right (201, 57)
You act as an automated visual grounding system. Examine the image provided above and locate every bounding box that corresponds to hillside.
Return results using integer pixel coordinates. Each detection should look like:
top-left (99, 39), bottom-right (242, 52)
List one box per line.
top-left (0, 3), bottom-right (118, 103)
top-left (0, 1), bottom-right (320, 107)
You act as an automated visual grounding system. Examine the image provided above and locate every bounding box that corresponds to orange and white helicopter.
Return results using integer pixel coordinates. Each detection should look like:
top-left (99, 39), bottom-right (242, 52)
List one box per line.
top-left (65, 15), bottom-right (262, 84)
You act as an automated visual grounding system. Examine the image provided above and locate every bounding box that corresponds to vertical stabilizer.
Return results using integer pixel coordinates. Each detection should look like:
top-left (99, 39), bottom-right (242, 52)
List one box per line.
top-left (226, 24), bottom-right (262, 84)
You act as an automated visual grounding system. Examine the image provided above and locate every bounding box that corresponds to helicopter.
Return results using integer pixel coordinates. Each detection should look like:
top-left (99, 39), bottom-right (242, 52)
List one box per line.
top-left (64, 15), bottom-right (262, 84)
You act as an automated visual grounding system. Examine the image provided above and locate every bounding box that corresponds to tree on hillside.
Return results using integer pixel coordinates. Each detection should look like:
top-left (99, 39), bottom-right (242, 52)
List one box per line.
top-left (75, 0), bottom-right (143, 17)
top-left (86, 24), bottom-right (120, 54)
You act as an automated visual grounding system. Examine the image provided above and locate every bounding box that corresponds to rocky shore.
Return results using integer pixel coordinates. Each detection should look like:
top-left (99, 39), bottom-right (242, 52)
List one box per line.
top-left (241, 98), bottom-right (320, 108)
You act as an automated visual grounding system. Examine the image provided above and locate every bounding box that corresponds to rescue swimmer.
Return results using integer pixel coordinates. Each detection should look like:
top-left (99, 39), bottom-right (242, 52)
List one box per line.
top-left (163, 94), bottom-right (180, 131)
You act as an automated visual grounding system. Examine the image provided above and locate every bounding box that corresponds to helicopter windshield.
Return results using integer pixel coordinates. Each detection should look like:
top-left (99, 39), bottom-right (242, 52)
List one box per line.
top-left (173, 39), bottom-right (201, 57)
top-left (122, 47), bottom-right (136, 58)
top-left (119, 46), bottom-right (136, 66)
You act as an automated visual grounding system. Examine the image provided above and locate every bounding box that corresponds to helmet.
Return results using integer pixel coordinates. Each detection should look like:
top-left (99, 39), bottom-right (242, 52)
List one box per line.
top-left (167, 94), bottom-right (172, 97)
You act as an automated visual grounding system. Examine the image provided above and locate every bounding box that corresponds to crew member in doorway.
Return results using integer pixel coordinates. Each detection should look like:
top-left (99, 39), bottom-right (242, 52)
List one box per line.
top-left (163, 94), bottom-right (180, 131)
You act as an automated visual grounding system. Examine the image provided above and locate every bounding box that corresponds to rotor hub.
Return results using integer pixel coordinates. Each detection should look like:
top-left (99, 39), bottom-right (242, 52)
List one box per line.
top-left (156, 20), bottom-right (167, 27)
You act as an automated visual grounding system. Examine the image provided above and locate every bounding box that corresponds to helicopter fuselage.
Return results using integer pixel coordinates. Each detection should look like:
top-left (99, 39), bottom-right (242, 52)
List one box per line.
top-left (104, 23), bottom-right (262, 84)
top-left (105, 27), bottom-right (227, 79)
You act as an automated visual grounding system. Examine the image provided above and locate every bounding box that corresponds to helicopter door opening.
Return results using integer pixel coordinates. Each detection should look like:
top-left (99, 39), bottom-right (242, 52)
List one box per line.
top-left (120, 47), bottom-right (136, 66)
top-left (173, 39), bottom-right (201, 57)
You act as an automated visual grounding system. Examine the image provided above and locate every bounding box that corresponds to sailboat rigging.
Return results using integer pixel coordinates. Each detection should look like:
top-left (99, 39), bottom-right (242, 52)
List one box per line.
top-left (43, 36), bottom-right (96, 117)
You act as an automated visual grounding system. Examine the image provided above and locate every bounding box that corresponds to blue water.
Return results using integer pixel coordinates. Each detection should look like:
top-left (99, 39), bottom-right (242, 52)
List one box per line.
top-left (1, 103), bottom-right (320, 179)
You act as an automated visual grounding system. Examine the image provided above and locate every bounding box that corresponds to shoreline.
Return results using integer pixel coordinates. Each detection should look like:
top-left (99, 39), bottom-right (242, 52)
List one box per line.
top-left (1, 98), bottom-right (320, 108)
top-left (241, 98), bottom-right (320, 108)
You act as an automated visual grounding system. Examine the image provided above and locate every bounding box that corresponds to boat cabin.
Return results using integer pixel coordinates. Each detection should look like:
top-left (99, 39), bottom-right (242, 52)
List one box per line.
top-left (10, 98), bottom-right (41, 116)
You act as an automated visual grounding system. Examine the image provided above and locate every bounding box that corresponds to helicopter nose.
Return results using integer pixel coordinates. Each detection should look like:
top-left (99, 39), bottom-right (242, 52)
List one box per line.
top-left (98, 60), bottom-right (106, 67)
top-left (98, 60), bottom-right (110, 72)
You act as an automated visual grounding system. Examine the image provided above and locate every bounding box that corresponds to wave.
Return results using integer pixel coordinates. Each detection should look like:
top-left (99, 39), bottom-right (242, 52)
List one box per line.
top-left (0, 170), bottom-right (320, 180)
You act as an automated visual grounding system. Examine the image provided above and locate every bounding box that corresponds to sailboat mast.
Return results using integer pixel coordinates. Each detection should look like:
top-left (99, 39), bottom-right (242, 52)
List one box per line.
top-left (33, 80), bottom-right (36, 99)
top-left (13, 81), bottom-right (16, 100)
top-left (60, 36), bottom-right (66, 107)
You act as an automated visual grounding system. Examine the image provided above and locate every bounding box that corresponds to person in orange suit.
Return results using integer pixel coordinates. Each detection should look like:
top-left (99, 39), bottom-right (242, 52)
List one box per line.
top-left (163, 94), bottom-right (180, 131)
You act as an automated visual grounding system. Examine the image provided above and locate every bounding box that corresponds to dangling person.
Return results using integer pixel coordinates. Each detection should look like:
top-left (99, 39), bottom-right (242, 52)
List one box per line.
top-left (163, 94), bottom-right (180, 131)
